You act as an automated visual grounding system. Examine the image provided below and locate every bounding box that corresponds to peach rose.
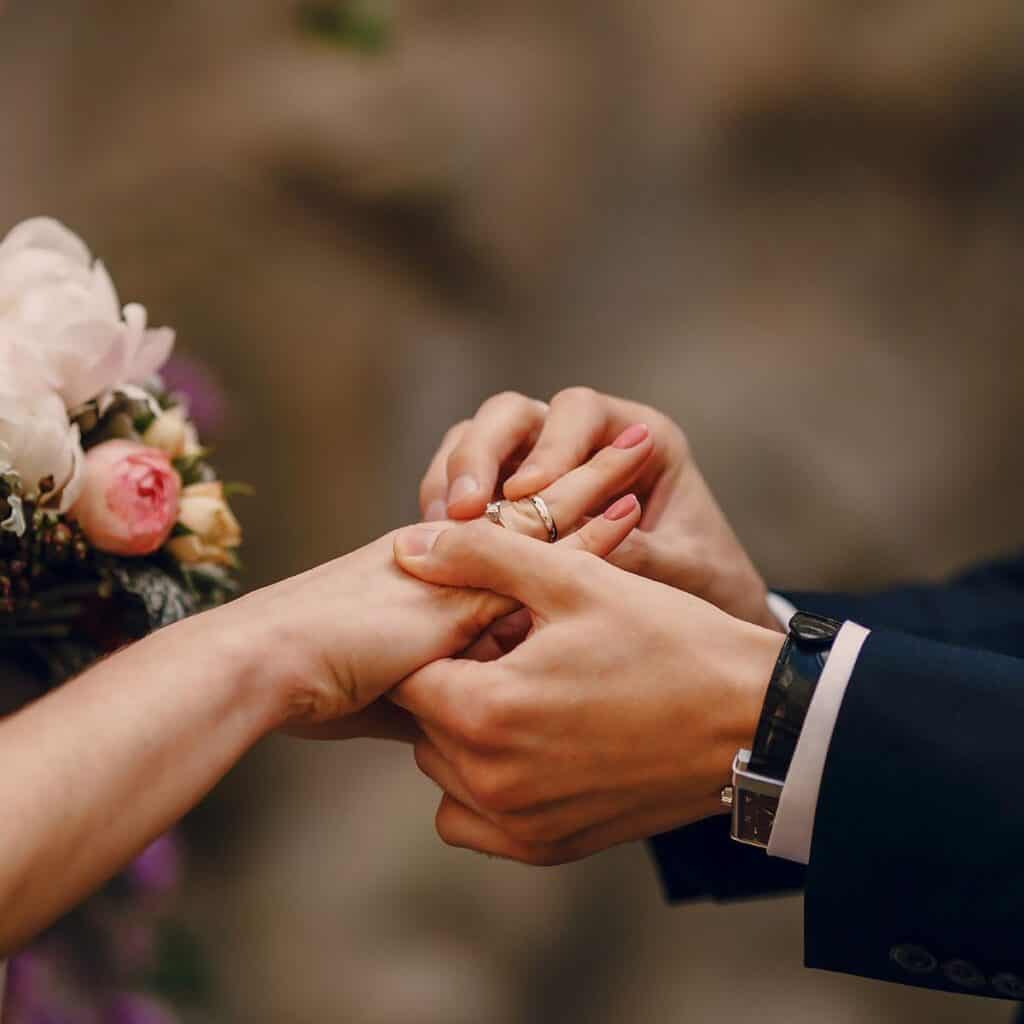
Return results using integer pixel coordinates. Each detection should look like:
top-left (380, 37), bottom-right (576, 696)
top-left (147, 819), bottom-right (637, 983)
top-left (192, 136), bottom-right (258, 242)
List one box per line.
top-left (166, 481), bottom-right (242, 567)
top-left (141, 406), bottom-right (201, 460)
top-left (72, 440), bottom-right (180, 556)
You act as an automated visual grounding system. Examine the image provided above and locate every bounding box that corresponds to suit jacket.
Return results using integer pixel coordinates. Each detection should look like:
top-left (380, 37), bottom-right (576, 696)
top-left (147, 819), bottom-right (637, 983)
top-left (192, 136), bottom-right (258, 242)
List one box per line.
top-left (649, 553), bottom-right (1024, 1000)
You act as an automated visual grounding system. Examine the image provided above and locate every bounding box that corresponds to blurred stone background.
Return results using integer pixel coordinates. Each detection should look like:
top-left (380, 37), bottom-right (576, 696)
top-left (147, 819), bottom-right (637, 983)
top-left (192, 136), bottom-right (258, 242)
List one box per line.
top-left (3, 0), bottom-right (1024, 1020)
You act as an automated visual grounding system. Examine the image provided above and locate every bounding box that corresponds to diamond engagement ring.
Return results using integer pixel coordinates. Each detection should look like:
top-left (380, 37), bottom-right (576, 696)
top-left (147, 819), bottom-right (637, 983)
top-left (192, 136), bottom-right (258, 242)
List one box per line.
top-left (485, 501), bottom-right (507, 528)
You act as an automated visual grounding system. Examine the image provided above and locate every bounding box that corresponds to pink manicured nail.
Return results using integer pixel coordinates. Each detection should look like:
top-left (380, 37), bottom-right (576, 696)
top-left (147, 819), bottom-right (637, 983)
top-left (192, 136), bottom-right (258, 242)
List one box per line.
top-left (396, 523), bottom-right (446, 558)
top-left (604, 494), bottom-right (639, 521)
top-left (612, 424), bottom-right (650, 450)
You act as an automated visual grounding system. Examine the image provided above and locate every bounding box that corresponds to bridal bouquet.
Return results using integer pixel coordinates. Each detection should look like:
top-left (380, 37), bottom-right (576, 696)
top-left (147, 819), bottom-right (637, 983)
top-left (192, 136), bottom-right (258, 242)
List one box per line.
top-left (0, 218), bottom-right (243, 682)
top-left (0, 218), bottom-right (243, 1021)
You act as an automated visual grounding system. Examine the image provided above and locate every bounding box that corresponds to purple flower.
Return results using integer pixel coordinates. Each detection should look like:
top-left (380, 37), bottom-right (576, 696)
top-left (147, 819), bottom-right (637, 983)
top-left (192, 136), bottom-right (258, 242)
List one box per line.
top-left (129, 834), bottom-right (181, 895)
top-left (4, 950), bottom-right (96, 1024)
top-left (159, 353), bottom-right (229, 438)
top-left (21, 1010), bottom-right (67, 1024)
top-left (108, 993), bottom-right (179, 1024)
top-left (5, 952), bottom-right (49, 1009)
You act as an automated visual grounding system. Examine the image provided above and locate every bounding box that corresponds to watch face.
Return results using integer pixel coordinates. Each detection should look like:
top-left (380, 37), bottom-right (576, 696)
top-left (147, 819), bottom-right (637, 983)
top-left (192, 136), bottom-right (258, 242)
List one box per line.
top-left (735, 789), bottom-right (780, 846)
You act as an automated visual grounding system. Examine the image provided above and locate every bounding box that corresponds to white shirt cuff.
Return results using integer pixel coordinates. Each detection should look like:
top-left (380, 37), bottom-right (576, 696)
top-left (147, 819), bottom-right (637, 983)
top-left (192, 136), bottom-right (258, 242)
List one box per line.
top-left (765, 593), bottom-right (798, 630)
top-left (766, 619), bottom-right (871, 865)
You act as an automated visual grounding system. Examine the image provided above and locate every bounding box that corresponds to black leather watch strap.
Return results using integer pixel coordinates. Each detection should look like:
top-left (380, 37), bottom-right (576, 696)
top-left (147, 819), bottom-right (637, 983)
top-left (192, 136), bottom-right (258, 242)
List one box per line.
top-left (747, 611), bottom-right (842, 781)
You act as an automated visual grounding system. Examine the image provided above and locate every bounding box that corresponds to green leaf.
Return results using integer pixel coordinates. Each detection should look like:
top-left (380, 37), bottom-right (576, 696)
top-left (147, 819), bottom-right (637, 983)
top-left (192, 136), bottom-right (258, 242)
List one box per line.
top-left (221, 481), bottom-right (255, 499)
top-left (133, 412), bottom-right (157, 435)
top-left (172, 451), bottom-right (213, 487)
top-left (298, 0), bottom-right (392, 53)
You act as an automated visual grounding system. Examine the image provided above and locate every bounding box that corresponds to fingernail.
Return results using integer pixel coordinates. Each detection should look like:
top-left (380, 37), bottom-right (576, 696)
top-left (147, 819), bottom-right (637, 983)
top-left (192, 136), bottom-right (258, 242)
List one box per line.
top-left (447, 474), bottom-right (480, 507)
top-left (612, 423), bottom-right (650, 449)
top-left (604, 494), bottom-right (639, 521)
top-left (509, 463), bottom-right (540, 485)
top-left (396, 523), bottom-right (447, 558)
top-left (424, 500), bottom-right (447, 522)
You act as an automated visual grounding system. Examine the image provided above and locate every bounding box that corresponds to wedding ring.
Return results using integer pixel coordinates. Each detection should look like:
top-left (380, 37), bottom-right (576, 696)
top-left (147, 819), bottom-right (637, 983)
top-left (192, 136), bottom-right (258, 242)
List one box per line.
top-left (485, 501), bottom-right (508, 528)
top-left (526, 494), bottom-right (558, 543)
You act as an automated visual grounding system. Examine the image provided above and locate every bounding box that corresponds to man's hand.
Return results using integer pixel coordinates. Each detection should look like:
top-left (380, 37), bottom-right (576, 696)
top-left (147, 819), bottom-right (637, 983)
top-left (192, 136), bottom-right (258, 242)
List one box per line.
top-left (419, 388), bottom-right (779, 631)
top-left (391, 521), bottom-right (783, 865)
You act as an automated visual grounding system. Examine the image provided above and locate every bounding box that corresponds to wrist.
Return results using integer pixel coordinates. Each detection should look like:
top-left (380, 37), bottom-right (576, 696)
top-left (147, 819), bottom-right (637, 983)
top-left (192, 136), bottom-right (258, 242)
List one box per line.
top-left (755, 598), bottom-right (787, 633)
top-left (708, 621), bottom-right (785, 802)
top-left (158, 602), bottom-right (304, 735)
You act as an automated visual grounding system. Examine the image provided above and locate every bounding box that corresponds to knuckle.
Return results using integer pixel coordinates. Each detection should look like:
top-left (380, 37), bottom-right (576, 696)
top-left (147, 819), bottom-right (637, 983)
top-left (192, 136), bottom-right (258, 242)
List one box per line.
top-left (481, 389), bottom-right (531, 414)
top-left (612, 530), bottom-right (653, 576)
top-left (444, 419), bottom-right (471, 445)
top-left (523, 437), bottom-right (560, 465)
top-left (675, 536), bottom-right (712, 591)
top-left (452, 519), bottom-right (494, 553)
top-left (412, 739), bottom-right (435, 776)
top-left (552, 385), bottom-right (599, 408)
top-left (647, 412), bottom-right (690, 464)
top-left (469, 770), bottom-right (522, 814)
top-left (463, 683), bottom-right (527, 747)
top-left (673, 428), bottom-right (692, 464)
top-left (566, 456), bottom-right (616, 497)
top-left (571, 529), bottom-right (604, 558)
top-left (467, 590), bottom-right (502, 633)
top-left (437, 424), bottom-right (473, 471)
top-left (445, 443), bottom-right (475, 476)
top-left (433, 520), bottom-right (484, 560)
top-left (544, 576), bottom-right (582, 612)
top-left (434, 803), bottom-right (461, 847)
top-left (502, 813), bottom-right (568, 844)
top-left (447, 589), bottom-right (503, 645)
top-left (456, 691), bottom-right (507, 748)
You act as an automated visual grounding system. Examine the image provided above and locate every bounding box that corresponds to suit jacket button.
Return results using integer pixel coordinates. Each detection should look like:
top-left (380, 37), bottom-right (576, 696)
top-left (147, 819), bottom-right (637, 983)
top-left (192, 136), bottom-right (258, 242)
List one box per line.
top-left (942, 960), bottom-right (986, 989)
top-left (890, 944), bottom-right (937, 974)
top-left (992, 973), bottom-right (1024, 999)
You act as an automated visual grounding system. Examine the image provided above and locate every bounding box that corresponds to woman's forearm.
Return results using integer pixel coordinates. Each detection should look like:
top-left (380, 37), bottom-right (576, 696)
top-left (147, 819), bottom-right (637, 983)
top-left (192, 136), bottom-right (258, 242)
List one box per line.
top-left (0, 610), bottom-right (288, 956)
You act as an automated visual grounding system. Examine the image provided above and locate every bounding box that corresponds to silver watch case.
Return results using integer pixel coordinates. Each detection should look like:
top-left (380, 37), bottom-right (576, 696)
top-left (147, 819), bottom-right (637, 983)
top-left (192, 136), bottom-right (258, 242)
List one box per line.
top-left (722, 749), bottom-right (783, 849)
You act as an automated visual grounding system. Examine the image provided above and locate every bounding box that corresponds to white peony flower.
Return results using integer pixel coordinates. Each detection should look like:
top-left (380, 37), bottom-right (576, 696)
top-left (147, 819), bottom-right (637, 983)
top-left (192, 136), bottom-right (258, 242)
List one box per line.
top-left (0, 325), bottom-right (55, 403)
top-left (0, 381), bottom-right (85, 517)
top-left (0, 217), bottom-right (175, 410)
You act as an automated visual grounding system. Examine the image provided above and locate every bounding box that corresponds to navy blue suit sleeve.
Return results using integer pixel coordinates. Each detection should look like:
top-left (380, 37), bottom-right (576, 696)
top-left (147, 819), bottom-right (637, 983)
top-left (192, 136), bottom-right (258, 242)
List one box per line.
top-left (804, 628), bottom-right (1024, 999)
top-left (649, 551), bottom-right (1024, 911)
top-left (649, 815), bottom-right (805, 904)
top-left (788, 551), bottom-right (1024, 658)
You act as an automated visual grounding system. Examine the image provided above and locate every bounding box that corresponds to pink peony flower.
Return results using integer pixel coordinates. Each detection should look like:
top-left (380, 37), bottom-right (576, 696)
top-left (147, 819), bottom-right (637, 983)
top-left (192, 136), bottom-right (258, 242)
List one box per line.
top-left (72, 440), bottom-right (180, 556)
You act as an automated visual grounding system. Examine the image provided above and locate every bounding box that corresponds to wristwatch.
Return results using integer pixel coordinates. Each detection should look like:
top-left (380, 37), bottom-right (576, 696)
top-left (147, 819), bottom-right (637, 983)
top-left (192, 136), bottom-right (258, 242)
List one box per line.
top-left (722, 611), bottom-right (842, 849)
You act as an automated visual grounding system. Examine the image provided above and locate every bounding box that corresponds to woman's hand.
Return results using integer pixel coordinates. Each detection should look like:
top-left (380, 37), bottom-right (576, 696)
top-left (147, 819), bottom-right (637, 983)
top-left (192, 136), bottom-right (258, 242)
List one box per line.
top-left (223, 423), bottom-right (654, 731)
top-left (420, 388), bottom-right (779, 631)
top-left (390, 522), bottom-right (784, 865)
